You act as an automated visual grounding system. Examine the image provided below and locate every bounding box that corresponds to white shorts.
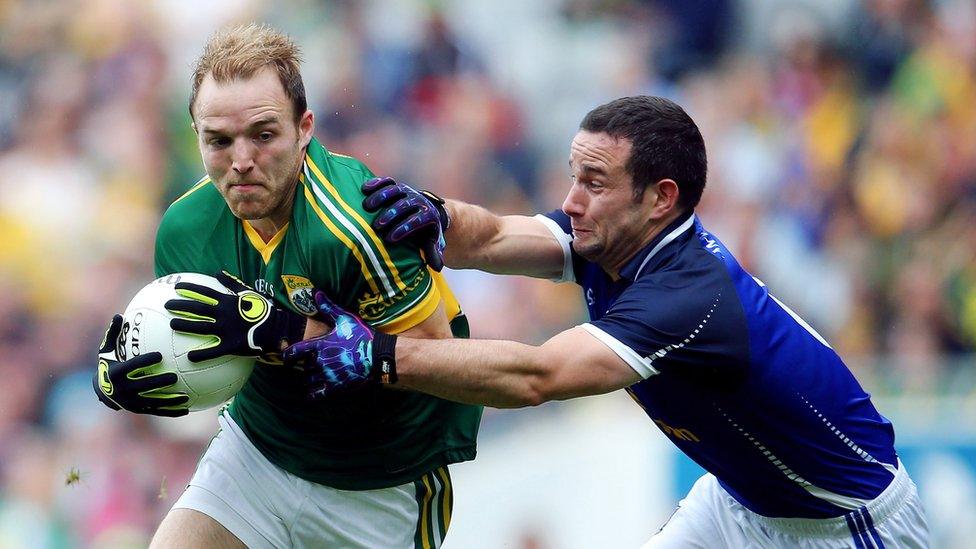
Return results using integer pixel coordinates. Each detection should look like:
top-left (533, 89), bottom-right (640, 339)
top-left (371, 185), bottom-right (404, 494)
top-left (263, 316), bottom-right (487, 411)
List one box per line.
top-left (644, 462), bottom-right (929, 548)
top-left (173, 412), bottom-right (453, 548)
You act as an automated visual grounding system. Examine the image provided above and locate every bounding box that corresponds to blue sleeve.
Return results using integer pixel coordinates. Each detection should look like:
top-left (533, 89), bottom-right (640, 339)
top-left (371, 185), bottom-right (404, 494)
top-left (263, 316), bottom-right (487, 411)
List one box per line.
top-left (583, 269), bottom-right (751, 379)
top-left (542, 209), bottom-right (571, 232)
top-left (539, 209), bottom-right (587, 285)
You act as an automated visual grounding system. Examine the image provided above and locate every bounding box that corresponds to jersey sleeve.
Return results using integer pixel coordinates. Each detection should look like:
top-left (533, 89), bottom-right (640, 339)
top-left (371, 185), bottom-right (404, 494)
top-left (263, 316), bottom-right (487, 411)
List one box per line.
top-left (581, 271), bottom-right (750, 379)
top-left (153, 178), bottom-right (232, 278)
top-left (536, 210), bottom-right (578, 283)
top-left (301, 150), bottom-right (442, 335)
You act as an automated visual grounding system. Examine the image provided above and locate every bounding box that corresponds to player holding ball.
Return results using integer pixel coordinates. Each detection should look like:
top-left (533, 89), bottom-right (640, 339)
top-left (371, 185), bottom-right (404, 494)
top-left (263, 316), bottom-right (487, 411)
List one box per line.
top-left (93, 24), bottom-right (480, 548)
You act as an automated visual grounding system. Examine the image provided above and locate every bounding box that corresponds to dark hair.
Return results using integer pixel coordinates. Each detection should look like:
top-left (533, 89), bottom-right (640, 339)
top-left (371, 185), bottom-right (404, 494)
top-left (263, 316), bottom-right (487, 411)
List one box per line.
top-left (580, 96), bottom-right (707, 210)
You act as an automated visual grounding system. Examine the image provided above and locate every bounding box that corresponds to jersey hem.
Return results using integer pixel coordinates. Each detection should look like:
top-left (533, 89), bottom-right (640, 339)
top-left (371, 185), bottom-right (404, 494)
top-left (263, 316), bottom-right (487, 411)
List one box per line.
top-left (227, 405), bottom-right (478, 491)
top-left (374, 276), bottom-right (442, 334)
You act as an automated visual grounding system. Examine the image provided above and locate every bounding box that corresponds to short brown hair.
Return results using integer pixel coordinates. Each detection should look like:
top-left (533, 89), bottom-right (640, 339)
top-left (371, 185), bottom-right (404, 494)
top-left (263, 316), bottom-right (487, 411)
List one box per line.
top-left (189, 23), bottom-right (307, 122)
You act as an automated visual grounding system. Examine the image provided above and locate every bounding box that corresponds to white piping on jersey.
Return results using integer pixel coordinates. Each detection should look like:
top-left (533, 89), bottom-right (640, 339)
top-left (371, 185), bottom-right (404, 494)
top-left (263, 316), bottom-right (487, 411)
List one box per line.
top-left (580, 323), bottom-right (660, 378)
top-left (752, 277), bottom-right (833, 349)
top-left (717, 406), bottom-right (878, 510)
top-left (582, 292), bottom-right (721, 378)
top-left (797, 394), bottom-right (898, 476)
top-left (633, 213), bottom-right (697, 279)
top-left (304, 164), bottom-right (397, 298)
top-left (533, 214), bottom-right (575, 283)
top-left (646, 292), bottom-right (721, 366)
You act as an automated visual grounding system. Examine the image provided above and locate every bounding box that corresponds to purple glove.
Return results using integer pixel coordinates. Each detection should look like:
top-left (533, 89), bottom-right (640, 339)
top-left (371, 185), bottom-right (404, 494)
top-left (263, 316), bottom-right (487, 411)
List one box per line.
top-left (362, 177), bottom-right (449, 271)
top-left (283, 291), bottom-right (398, 399)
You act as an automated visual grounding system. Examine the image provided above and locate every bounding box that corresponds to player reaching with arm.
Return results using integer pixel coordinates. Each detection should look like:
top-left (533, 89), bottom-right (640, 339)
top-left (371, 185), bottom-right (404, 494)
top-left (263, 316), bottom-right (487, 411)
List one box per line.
top-left (287, 96), bottom-right (930, 547)
top-left (92, 24), bottom-right (480, 549)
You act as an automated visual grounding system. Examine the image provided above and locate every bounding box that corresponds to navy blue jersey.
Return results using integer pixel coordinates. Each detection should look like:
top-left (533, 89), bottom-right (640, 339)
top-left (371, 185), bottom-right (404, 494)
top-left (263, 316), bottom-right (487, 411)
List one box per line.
top-left (538, 211), bottom-right (898, 519)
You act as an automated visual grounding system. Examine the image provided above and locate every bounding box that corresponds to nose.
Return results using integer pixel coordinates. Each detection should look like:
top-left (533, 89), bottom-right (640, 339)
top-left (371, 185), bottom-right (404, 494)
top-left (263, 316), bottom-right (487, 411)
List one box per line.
top-left (561, 182), bottom-right (586, 217)
top-left (231, 139), bottom-right (255, 174)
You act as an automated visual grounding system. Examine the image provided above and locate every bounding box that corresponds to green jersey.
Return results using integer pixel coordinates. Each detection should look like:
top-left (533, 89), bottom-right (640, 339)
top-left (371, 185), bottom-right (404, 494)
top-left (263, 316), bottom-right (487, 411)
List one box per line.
top-left (154, 138), bottom-right (482, 490)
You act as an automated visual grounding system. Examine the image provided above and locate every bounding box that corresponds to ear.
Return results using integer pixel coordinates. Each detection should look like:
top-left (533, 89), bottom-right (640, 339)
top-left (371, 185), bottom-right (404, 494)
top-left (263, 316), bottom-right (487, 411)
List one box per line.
top-left (298, 110), bottom-right (314, 148)
top-left (647, 178), bottom-right (679, 219)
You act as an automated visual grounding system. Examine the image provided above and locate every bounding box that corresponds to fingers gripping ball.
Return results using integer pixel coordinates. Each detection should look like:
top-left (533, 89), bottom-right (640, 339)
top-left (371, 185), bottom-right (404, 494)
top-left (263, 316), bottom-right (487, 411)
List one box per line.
top-left (118, 274), bottom-right (256, 411)
top-left (93, 314), bottom-right (188, 417)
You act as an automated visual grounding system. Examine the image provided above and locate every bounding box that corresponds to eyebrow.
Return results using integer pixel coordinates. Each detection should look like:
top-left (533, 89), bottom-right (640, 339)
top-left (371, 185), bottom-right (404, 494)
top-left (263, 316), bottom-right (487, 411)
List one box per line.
top-left (572, 162), bottom-right (607, 176)
top-left (201, 117), bottom-right (280, 134)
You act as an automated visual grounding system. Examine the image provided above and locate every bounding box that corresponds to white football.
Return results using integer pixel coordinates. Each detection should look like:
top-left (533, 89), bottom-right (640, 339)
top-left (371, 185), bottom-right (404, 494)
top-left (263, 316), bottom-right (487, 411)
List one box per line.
top-left (117, 273), bottom-right (256, 412)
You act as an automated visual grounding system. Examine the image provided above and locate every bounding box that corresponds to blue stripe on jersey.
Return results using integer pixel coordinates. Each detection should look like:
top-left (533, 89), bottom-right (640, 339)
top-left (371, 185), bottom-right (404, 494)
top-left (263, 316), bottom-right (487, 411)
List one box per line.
top-left (544, 210), bottom-right (898, 518)
top-left (846, 512), bottom-right (868, 549)
top-left (862, 508), bottom-right (886, 548)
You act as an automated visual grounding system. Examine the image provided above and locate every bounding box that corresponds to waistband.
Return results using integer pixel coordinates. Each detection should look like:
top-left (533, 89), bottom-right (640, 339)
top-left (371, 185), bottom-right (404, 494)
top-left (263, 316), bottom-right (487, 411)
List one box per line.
top-left (753, 460), bottom-right (913, 537)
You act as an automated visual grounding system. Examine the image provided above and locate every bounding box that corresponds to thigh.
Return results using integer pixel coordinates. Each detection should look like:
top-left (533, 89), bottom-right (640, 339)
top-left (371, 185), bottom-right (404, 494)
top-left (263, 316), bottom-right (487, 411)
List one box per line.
top-left (291, 466), bottom-right (454, 549)
top-left (874, 481), bottom-right (930, 548)
top-left (150, 508), bottom-right (246, 549)
top-left (642, 474), bottom-right (723, 549)
top-left (169, 413), bottom-right (298, 548)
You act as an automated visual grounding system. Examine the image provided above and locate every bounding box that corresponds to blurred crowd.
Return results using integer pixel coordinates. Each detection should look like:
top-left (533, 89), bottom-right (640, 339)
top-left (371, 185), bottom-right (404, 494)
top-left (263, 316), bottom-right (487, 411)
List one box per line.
top-left (0, 0), bottom-right (974, 546)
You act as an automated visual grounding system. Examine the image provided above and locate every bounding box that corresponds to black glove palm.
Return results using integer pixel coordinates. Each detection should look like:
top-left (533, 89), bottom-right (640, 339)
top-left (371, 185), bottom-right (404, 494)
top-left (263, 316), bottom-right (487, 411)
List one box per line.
top-left (164, 271), bottom-right (305, 363)
top-left (93, 315), bottom-right (189, 417)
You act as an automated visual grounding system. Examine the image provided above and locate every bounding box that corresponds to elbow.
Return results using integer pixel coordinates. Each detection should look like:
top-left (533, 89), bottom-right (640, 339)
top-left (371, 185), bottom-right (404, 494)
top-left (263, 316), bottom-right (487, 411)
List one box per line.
top-left (508, 346), bottom-right (568, 408)
top-left (515, 388), bottom-right (547, 408)
top-left (486, 375), bottom-right (553, 409)
top-left (511, 373), bottom-right (558, 408)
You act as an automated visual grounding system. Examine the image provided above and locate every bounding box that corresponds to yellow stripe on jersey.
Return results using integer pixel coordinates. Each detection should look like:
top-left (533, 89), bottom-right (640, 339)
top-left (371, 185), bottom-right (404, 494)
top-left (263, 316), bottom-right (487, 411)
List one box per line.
top-left (436, 467), bottom-right (452, 535)
top-left (374, 269), bottom-right (462, 334)
top-left (302, 182), bottom-right (381, 295)
top-left (242, 221), bottom-right (289, 264)
top-left (172, 176), bottom-right (212, 204)
top-left (420, 474), bottom-right (435, 549)
top-left (305, 155), bottom-right (407, 292)
top-left (429, 270), bottom-right (462, 322)
top-left (303, 164), bottom-right (397, 297)
top-left (374, 275), bottom-right (442, 334)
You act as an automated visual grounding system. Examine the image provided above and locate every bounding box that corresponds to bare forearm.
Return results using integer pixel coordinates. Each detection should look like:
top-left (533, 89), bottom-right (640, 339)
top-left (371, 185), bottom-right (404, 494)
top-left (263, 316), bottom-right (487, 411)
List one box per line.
top-left (443, 200), bottom-right (564, 278)
top-left (394, 336), bottom-right (551, 408)
top-left (441, 200), bottom-right (504, 270)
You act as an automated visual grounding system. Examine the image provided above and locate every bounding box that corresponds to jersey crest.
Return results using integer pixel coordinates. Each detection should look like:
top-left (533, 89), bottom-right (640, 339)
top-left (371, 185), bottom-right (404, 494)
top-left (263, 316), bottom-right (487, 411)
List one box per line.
top-left (281, 275), bottom-right (316, 316)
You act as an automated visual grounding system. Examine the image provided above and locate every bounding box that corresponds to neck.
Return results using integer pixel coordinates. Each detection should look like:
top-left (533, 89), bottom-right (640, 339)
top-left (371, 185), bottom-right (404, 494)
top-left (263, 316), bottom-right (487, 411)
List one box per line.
top-left (247, 218), bottom-right (285, 243)
top-left (248, 187), bottom-right (296, 243)
top-left (602, 210), bottom-right (683, 280)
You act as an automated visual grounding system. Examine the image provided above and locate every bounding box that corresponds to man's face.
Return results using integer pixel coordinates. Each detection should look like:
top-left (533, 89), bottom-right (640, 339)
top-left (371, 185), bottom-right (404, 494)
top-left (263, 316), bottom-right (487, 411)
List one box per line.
top-left (192, 66), bottom-right (313, 223)
top-left (562, 130), bottom-right (655, 266)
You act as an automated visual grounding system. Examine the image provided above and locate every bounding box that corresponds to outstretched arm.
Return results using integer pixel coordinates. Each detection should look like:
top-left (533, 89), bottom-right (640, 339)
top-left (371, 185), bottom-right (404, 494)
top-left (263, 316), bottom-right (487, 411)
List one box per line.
top-left (394, 325), bottom-right (641, 408)
top-left (442, 200), bottom-right (566, 278)
top-left (284, 292), bottom-right (642, 406)
top-left (362, 178), bottom-right (567, 279)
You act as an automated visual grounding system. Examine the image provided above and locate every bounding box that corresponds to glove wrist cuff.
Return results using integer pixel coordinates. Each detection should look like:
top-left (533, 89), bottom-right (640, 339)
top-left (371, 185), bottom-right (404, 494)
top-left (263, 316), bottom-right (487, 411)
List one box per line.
top-left (420, 190), bottom-right (451, 231)
top-left (261, 308), bottom-right (308, 351)
top-left (92, 372), bottom-right (121, 411)
top-left (372, 331), bottom-right (398, 384)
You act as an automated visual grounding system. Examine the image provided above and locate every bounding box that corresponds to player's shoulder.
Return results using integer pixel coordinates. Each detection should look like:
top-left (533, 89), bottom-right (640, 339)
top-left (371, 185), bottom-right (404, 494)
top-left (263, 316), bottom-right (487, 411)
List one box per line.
top-left (303, 138), bottom-right (373, 191)
top-left (618, 232), bottom-right (740, 324)
top-left (161, 175), bottom-right (225, 223)
top-left (299, 139), bottom-right (407, 256)
top-left (156, 175), bottom-right (229, 244)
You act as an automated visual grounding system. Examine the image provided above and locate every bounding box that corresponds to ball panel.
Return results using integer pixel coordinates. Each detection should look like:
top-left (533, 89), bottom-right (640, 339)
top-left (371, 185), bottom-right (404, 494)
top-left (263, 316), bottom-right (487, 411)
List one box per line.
top-left (120, 273), bottom-right (257, 412)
